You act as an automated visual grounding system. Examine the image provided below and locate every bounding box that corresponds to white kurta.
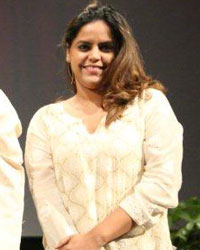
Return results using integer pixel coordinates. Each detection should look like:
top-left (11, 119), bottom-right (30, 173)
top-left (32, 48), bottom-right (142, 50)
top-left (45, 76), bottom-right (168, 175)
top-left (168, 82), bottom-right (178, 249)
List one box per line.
top-left (0, 90), bottom-right (24, 250)
top-left (25, 89), bottom-right (183, 250)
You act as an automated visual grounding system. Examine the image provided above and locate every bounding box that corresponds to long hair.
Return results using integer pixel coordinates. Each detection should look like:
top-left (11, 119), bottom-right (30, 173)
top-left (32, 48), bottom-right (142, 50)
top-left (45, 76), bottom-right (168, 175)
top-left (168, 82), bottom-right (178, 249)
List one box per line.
top-left (62, 1), bottom-right (166, 126)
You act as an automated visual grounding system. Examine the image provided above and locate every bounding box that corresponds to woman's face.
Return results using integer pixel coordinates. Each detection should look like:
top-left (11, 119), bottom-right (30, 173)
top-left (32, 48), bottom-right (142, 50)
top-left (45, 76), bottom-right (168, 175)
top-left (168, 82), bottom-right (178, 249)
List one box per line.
top-left (66, 20), bottom-right (115, 90)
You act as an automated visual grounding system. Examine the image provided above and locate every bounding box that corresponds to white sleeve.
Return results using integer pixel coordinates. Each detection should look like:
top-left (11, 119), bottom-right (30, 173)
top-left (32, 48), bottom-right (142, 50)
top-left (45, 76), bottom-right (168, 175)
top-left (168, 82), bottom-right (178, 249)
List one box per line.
top-left (0, 90), bottom-right (24, 250)
top-left (119, 89), bottom-right (183, 235)
top-left (25, 106), bottom-right (78, 249)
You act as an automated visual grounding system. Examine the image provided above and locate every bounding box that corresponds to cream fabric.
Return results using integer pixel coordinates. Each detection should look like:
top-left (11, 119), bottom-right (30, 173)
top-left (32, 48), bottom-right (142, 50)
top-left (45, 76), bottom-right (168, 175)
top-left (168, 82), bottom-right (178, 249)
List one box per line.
top-left (0, 90), bottom-right (24, 250)
top-left (25, 89), bottom-right (183, 250)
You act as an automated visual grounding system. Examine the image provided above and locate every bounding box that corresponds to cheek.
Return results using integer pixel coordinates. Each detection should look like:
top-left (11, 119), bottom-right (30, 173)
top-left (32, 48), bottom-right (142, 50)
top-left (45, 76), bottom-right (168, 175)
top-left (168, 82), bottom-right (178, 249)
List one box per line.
top-left (70, 58), bottom-right (81, 72)
top-left (71, 54), bottom-right (86, 68)
top-left (108, 53), bottom-right (115, 64)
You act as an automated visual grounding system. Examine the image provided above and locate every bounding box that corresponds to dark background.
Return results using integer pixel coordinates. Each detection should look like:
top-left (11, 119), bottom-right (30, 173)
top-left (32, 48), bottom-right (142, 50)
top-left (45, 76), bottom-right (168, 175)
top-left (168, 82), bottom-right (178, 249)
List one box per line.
top-left (0, 0), bottom-right (199, 237)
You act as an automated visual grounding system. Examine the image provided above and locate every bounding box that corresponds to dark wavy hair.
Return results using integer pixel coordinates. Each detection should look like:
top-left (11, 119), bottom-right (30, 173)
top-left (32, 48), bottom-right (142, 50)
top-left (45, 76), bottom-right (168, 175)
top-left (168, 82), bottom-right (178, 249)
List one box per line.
top-left (62, 0), bottom-right (166, 126)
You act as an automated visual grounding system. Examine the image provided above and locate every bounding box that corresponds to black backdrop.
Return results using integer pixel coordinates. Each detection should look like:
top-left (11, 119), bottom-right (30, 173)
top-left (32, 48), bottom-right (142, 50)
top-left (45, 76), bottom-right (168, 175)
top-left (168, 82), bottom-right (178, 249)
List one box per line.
top-left (0, 0), bottom-right (199, 237)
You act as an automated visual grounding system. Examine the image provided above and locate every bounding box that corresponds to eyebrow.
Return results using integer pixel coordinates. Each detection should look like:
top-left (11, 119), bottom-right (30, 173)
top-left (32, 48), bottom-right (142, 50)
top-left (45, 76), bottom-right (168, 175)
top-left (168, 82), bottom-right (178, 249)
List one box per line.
top-left (76, 40), bottom-right (113, 45)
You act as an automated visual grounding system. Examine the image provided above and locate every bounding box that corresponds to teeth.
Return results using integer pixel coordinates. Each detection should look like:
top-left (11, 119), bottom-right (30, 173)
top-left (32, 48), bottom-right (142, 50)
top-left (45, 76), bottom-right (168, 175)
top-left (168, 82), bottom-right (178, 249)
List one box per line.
top-left (83, 66), bottom-right (103, 69)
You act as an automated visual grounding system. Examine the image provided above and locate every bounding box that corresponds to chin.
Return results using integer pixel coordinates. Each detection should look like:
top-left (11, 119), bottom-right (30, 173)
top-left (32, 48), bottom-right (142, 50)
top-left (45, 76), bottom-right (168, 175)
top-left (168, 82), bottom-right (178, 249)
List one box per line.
top-left (83, 78), bottom-right (102, 89)
top-left (84, 82), bottom-right (100, 90)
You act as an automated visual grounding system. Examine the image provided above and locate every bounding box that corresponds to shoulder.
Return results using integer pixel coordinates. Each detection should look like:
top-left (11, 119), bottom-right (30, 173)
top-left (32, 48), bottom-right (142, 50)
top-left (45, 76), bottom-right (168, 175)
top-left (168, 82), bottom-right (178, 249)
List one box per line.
top-left (129, 88), bottom-right (168, 108)
top-left (0, 89), bottom-right (22, 136)
top-left (28, 102), bottom-right (64, 130)
top-left (127, 88), bottom-right (169, 114)
top-left (0, 89), bottom-right (9, 101)
top-left (140, 88), bottom-right (171, 114)
top-left (0, 89), bottom-right (17, 115)
top-left (31, 102), bottom-right (64, 120)
top-left (125, 88), bottom-right (179, 125)
top-left (139, 88), bottom-right (182, 129)
top-left (142, 88), bottom-right (167, 103)
top-left (122, 89), bottom-right (168, 119)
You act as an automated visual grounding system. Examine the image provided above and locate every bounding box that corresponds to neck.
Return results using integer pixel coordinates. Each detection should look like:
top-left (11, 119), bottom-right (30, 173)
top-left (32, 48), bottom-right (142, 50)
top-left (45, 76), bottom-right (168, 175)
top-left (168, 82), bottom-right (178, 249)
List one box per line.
top-left (75, 84), bottom-right (102, 108)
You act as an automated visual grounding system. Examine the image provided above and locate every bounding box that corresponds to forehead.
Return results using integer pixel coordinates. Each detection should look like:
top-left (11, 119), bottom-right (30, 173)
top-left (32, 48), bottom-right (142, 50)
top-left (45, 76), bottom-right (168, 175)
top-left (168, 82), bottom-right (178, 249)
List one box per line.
top-left (73, 20), bottom-right (113, 43)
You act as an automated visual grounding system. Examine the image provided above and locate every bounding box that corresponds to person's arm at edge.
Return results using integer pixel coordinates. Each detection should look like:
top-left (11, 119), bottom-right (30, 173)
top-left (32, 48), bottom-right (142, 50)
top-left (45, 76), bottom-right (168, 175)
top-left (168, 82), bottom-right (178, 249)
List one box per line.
top-left (0, 90), bottom-right (24, 250)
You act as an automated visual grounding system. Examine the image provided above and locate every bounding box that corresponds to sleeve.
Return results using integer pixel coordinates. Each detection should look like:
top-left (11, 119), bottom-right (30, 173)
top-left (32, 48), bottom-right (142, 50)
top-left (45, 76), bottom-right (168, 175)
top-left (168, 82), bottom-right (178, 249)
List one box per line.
top-left (25, 106), bottom-right (78, 249)
top-left (0, 90), bottom-right (24, 250)
top-left (119, 89), bottom-right (183, 235)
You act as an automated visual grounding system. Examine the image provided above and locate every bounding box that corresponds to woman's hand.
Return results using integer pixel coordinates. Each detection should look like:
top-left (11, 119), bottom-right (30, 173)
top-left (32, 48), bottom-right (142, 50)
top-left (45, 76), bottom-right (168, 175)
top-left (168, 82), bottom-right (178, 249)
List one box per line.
top-left (55, 232), bottom-right (104, 250)
top-left (55, 207), bottom-right (133, 250)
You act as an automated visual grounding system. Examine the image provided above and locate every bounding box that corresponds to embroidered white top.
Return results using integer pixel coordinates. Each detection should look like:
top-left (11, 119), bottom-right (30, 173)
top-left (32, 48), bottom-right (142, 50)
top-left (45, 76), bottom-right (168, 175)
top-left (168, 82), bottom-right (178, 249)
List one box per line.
top-left (0, 90), bottom-right (24, 250)
top-left (25, 89), bottom-right (183, 250)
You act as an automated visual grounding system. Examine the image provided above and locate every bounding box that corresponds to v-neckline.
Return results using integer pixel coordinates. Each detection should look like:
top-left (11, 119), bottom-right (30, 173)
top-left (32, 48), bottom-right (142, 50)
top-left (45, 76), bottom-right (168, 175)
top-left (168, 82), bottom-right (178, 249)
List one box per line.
top-left (61, 102), bottom-right (107, 135)
top-left (82, 115), bottom-right (106, 135)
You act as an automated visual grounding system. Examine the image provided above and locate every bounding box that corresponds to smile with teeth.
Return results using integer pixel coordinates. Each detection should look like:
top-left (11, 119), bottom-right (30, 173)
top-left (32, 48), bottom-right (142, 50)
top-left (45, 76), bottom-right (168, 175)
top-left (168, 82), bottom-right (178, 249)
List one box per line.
top-left (81, 65), bottom-right (105, 74)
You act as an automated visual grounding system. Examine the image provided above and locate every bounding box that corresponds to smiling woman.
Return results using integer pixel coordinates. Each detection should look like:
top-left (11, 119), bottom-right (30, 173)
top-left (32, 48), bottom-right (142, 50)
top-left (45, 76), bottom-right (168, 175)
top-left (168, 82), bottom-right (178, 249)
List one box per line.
top-left (25, 1), bottom-right (183, 250)
top-left (66, 20), bottom-right (115, 91)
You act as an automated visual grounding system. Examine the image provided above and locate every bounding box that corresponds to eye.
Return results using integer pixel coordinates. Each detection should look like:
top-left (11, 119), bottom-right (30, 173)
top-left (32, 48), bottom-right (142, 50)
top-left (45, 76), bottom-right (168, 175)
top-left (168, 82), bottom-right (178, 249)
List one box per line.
top-left (99, 43), bottom-right (114, 52)
top-left (78, 43), bottom-right (91, 51)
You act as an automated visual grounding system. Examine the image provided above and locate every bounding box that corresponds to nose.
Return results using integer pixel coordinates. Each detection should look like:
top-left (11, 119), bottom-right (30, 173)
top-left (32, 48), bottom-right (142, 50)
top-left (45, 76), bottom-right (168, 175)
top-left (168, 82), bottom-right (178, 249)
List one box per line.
top-left (88, 46), bottom-right (101, 61)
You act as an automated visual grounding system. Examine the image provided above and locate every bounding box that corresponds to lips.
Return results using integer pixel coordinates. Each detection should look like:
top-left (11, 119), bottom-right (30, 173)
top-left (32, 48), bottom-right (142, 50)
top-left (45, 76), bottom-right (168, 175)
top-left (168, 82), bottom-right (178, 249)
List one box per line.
top-left (81, 65), bottom-right (105, 74)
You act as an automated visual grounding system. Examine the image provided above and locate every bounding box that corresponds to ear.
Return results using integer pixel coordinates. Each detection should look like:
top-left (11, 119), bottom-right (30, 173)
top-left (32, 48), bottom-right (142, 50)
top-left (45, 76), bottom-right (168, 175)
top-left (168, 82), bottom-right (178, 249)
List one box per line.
top-left (66, 48), bottom-right (70, 63)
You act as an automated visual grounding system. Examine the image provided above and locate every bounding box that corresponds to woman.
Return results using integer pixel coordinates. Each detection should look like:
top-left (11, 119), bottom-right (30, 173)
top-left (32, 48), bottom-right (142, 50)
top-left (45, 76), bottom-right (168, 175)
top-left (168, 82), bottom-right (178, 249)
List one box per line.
top-left (0, 90), bottom-right (24, 250)
top-left (25, 2), bottom-right (183, 250)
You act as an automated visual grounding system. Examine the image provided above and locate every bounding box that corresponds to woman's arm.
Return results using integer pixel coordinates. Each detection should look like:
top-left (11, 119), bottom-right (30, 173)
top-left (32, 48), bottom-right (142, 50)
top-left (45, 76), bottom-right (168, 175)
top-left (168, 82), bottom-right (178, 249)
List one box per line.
top-left (57, 207), bottom-right (133, 249)
top-left (118, 89), bottom-right (183, 233)
top-left (88, 207), bottom-right (134, 245)
top-left (92, 89), bottom-right (183, 244)
top-left (0, 90), bottom-right (24, 250)
top-left (25, 106), bottom-right (78, 248)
